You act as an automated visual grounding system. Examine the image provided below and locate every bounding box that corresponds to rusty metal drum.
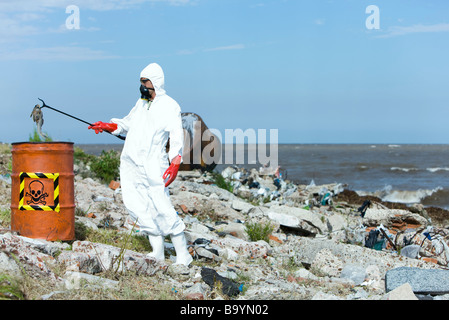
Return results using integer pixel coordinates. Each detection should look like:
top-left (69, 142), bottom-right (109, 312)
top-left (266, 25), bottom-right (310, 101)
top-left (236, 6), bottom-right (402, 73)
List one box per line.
top-left (10, 142), bottom-right (75, 241)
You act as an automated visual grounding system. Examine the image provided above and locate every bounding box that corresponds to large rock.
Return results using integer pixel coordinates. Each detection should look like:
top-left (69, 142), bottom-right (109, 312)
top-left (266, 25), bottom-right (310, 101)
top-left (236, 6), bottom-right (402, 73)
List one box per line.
top-left (311, 248), bottom-right (343, 277)
top-left (288, 237), bottom-right (441, 275)
top-left (384, 283), bottom-right (418, 300)
top-left (211, 235), bottom-right (271, 259)
top-left (170, 180), bottom-right (236, 202)
top-left (57, 240), bottom-right (166, 276)
top-left (214, 221), bottom-right (249, 241)
top-left (385, 267), bottom-right (449, 295)
top-left (231, 199), bottom-right (255, 214)
top-left (264, 205), bottom-right (328, 236)
top-left (0, 232), bottom-right (58, 280)
top-left (340, 264), bottom-right (367, 285)
top-left (363, 208), bottom-right (428, 229)
top-left (0, 252), bottom-right (23, 279)
top-left (63, 271), bottom-right (119, 290)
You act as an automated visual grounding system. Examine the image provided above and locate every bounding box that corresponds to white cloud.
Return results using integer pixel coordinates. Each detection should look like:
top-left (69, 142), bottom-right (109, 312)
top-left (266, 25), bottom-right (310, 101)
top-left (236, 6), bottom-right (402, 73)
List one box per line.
top-left (0, 13), bottom-right (40, 39)
top-left (0, 0), bottom-right (197, 39)
top-left (175, 43), bottom-right (246, 56)
top-left (0, 0), bottom-right (197, 59)
top-left (0, 0), bottom-right (196, 12)
top-left (174, 43), bottom-right (247, 56)
top-left (250, 3), bottom-right (265, 8)
top-left (14, 12), bottom-right (46, 21)
top-left (378, 23), bottom-right (449, 38)
top-left (177, 49), bottom-right (196, 55)
top-left (204, 44), bottom-right (245, 52)
top-left (0, 46), bottom-right (120, 61)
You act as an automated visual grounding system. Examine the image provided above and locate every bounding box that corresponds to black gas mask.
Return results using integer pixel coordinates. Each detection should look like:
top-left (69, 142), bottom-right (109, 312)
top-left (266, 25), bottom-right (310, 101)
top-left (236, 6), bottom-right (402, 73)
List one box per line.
top-left (140, 84), bottom-right (153, 100)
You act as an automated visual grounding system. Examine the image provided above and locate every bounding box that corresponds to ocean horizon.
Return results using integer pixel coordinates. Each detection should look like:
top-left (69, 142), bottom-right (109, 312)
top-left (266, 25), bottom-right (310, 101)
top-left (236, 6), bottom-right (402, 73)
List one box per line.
top-left (75, 143), bottom-right (449, 210)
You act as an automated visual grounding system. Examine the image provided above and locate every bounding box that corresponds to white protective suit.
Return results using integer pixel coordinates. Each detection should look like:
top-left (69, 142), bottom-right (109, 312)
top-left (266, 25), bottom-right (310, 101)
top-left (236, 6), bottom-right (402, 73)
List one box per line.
top-left (110, 63), bottom-right (185, 237)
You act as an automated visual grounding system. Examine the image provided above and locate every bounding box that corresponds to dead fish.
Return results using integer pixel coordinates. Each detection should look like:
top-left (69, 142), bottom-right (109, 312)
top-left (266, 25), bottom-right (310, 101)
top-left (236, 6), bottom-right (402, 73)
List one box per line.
top-left (30, 104), bottom-right (49, 140)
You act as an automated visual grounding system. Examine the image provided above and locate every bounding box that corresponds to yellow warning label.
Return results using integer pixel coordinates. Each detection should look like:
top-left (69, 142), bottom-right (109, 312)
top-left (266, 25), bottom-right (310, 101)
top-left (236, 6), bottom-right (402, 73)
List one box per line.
top-left (19, 172), bottom-right (60, 212)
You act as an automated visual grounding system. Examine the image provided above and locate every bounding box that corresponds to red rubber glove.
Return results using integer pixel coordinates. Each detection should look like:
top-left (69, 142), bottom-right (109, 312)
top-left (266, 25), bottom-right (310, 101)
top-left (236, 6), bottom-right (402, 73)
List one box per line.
top-left (88, 121), bottom-right (118, 134)
top-left (163, 155), bottom-right (181, 187)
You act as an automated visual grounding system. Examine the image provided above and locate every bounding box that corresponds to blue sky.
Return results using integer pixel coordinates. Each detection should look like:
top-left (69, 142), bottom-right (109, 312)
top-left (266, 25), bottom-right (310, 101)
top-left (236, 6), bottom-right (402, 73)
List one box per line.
top-left (1, 0), bottom-right (449, 144)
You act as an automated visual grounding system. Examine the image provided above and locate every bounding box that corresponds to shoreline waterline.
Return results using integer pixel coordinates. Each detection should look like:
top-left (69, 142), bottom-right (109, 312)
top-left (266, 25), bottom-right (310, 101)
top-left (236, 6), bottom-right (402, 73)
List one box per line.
top-left (75, 143), bottom-right (449, 212)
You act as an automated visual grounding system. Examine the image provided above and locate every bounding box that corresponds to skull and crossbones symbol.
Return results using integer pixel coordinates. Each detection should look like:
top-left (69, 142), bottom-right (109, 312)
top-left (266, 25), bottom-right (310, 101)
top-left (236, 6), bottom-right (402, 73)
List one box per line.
top-left (26, 180), bottom-right (49, 205)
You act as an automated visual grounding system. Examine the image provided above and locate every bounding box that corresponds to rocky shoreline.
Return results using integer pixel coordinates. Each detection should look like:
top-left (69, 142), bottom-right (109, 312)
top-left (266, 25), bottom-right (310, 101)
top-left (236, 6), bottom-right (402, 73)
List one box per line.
top-left (1, 147), bottom-right (449, 300)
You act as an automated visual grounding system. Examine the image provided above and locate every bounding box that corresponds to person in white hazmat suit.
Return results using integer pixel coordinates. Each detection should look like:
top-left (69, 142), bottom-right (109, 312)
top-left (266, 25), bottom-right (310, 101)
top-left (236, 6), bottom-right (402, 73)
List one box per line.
top-left (88, 63), bottom-right (193, 266)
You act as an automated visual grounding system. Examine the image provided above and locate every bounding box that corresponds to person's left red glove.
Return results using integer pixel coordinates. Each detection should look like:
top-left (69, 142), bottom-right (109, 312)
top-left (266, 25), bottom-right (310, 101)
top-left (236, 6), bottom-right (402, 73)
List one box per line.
top-left (88, 121), bottom-right (118, 134)
top-left (163, 155), bottom-right (181, 187)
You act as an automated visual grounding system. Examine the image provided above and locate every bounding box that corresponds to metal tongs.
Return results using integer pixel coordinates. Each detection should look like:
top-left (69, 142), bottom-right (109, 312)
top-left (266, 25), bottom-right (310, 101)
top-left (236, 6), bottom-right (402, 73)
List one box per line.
top-left (37, 98), bottom-right (126, 141)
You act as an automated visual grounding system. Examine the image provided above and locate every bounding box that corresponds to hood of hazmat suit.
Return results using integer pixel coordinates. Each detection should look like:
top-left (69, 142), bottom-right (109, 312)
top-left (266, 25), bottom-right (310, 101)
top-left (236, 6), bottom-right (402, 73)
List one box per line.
top-left (110, 63), bottom-right (185, 236)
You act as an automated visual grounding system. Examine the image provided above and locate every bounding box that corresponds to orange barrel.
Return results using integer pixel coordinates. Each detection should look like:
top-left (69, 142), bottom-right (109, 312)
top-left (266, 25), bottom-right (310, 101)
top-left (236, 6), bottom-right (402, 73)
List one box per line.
top-left (10, 142), bottom-right (75, 241)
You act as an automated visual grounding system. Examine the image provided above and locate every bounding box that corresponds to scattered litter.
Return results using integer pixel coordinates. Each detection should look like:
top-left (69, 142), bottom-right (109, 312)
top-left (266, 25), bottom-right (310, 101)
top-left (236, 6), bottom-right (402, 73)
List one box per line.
top-left (358, 200), bottom-right (371, 218)
top-left (400, 245), bottom-right (421, 259)
top-left (92, 195), bottom-right (114, 202)
top-left (200, 267), bottom-right (241, 297)
top-left (365, 229), bottom-right (382, 250)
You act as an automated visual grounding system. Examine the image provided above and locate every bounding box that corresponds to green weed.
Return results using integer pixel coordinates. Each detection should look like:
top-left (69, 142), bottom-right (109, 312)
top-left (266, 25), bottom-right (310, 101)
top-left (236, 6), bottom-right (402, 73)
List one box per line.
top-left (211, 171), bottom-right (233, 192)
top-left (245, 221), bottom-right (275, 242)
top-left (0, 274), bottom-right (24, 300)
top-left (82, 228), bottom-right (151, 254)
top-left (28, 128), bottom-right (52, 142)
top-left (73, 147), bottom-right (95, 164)
top-left (90, 150), bottom-right (120, 183)
top-left (0, 209), bottom-right (10, 227)
top-left (73, 147), bottom-right (120, 183)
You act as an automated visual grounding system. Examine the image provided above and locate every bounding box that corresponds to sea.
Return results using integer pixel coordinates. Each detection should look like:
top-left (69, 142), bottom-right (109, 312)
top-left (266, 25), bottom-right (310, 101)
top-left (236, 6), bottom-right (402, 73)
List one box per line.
top-left (77, 143), bottom-right (449, 210)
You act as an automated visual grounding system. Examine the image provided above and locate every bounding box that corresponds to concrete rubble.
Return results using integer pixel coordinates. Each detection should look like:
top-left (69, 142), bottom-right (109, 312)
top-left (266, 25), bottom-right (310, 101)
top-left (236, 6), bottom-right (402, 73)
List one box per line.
top-left (1, 160), bottom-right (449, 300)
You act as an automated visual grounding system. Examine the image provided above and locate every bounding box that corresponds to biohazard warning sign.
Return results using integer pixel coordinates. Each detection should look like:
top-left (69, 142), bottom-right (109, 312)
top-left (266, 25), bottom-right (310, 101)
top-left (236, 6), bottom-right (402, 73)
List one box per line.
top-left (19, 172), bottom-right (60, 212)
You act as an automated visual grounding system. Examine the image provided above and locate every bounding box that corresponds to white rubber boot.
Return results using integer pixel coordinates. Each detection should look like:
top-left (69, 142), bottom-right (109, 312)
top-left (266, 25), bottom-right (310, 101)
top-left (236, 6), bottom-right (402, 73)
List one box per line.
top-left (171, 232), bottom-right (193, 266)
top-left (147, 235), bottom-right (165, 261)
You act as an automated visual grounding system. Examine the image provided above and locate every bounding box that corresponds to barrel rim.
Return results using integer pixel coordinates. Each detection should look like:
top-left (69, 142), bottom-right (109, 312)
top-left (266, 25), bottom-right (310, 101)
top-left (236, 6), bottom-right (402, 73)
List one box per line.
top-left (12, 141), bottom-right (74, 146)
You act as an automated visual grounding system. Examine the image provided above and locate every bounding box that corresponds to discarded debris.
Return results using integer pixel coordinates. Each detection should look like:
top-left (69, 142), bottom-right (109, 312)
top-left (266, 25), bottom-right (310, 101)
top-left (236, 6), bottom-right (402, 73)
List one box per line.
top-left (200, 267), bottom-right (241, 297)
top-left (358, 200), bottom-right (371, 218)
top-left (30, 104), bottom-right (49, 141)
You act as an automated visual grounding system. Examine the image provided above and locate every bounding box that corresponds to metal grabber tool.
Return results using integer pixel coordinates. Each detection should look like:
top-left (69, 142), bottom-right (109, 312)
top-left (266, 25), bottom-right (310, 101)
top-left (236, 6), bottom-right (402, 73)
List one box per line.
top-left (38, 98), bottom-right (126, 141)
